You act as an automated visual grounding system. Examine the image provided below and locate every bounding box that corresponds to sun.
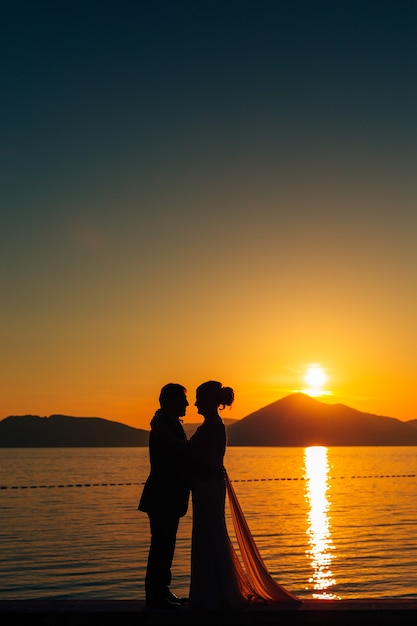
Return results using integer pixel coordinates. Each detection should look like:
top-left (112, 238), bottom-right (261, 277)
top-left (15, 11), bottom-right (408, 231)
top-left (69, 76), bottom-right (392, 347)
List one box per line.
top-left (302, 364), bottom-right (329, 397)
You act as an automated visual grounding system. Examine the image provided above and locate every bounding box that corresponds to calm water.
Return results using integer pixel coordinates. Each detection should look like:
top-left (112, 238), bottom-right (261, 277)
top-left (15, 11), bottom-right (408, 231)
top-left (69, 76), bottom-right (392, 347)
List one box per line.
top-left (1, 446), bottom-right (417, 601)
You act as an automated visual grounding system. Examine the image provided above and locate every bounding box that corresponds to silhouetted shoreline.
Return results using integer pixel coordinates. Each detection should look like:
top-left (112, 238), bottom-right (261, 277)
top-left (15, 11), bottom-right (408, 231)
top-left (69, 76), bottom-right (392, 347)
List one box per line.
top-left (1, 599), bottom-right (417, 625)
top-left (2, 394), bottom-right (417, 447)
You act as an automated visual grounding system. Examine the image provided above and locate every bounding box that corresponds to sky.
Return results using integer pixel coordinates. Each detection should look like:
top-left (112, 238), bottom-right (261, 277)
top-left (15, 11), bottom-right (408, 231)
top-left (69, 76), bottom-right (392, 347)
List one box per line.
top-left (2, 0), bottom-right (417, 430)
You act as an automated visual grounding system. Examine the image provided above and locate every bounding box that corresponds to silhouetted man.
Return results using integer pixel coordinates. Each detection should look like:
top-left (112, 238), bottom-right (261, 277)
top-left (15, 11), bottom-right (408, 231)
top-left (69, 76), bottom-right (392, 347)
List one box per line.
top-left (138, 383), bottom-right (191, 610)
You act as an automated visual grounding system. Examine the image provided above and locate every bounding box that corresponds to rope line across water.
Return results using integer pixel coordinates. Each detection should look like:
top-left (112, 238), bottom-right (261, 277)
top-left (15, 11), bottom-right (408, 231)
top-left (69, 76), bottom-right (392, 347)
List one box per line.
top-left (1, 474), bottom-right (416, 489)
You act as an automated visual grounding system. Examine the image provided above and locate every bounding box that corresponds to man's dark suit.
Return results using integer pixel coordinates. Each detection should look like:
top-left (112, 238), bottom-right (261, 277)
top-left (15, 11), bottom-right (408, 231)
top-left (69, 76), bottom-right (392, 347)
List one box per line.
top-left (138, 409), bottom-right (190, 605)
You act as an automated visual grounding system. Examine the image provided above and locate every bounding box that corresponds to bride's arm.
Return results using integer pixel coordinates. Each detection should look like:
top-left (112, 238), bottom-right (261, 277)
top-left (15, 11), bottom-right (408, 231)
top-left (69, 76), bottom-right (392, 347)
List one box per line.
top-left (152, 423), bottom-right (212, 479)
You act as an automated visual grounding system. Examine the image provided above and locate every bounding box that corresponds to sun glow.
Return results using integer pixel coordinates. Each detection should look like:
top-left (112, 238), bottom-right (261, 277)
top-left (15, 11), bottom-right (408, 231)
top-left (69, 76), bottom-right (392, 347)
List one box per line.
top-left (304, 446), bottom-right (338, 598)
top-left (302, 364), bottom-right (330, 397)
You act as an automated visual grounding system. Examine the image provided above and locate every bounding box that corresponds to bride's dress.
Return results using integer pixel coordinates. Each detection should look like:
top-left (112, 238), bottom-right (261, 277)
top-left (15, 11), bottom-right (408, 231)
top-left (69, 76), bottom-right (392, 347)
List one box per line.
top-left (188, 416), bottom-right (300, 610)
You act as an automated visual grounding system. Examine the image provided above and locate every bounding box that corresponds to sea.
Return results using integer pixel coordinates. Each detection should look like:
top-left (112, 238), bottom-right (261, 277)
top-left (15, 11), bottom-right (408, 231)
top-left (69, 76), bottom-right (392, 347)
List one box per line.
top-left (1, 446), bottom-right (417, 601)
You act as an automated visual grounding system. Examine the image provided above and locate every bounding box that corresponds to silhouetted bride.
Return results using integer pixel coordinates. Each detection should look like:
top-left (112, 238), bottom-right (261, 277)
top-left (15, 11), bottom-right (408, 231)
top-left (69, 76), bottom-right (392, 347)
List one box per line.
top-left (187, 380), bottom-right (301, 610)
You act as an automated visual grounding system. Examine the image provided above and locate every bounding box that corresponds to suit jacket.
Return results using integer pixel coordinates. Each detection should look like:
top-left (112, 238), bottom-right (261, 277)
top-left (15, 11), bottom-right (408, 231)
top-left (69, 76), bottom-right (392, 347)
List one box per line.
top-left (138, 409), bottom-right (191, 518)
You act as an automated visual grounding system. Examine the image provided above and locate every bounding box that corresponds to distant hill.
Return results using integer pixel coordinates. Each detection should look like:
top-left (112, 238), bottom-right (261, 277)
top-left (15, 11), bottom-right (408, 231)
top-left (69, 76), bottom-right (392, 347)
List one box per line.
top-left (1, 395), bottom-right (417, 447)
top-left (0, 415), bottom-right (237, 447)
top-left (0, 414), bottom-right (149, 447)
top-left (227, 393), bottom-right (417, 446)
top-left (183, 418), bottom-right (237, 439)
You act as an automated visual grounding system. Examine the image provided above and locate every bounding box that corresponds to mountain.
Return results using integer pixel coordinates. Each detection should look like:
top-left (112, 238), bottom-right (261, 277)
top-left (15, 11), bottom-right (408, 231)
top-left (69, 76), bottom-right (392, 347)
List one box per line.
top-left (1, 395), bottom-right (417, 447)
top-left (0, 414), bottom-right (149, 447)
top-left (0, 415), bottom-right (237, 447)
top-left (227, 393), bottom-right (417, 446)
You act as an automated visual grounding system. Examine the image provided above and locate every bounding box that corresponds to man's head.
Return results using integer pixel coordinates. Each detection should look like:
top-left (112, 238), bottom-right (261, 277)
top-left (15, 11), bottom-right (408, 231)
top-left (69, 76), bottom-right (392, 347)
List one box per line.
top-left (159, 383), bottom-right (189, 418)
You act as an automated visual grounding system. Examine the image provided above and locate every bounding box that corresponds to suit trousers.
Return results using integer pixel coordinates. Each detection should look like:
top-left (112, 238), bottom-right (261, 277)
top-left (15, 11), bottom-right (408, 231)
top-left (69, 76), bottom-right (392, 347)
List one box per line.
top-left (145, 511), bottom-right (181, 602)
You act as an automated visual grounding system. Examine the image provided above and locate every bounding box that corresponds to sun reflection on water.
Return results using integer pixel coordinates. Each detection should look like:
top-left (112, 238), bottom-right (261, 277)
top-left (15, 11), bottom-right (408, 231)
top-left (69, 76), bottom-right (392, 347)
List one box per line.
top-left (304, 446), bottom-right (339, 599)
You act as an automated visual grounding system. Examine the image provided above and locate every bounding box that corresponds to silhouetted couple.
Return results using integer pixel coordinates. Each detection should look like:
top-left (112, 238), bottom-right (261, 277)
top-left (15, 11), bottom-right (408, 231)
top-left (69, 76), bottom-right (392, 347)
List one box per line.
top-left (138, 380), bottom-right (301, 611)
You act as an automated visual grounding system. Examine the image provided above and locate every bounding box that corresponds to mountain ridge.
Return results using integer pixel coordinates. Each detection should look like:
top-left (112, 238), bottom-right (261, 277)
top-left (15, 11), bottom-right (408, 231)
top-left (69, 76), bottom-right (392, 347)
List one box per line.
top-left (1, 393), bottom-right (417, 447)
top-left (0, 414), bottom-right (149, 447)
top-left (226, 392), bottom-right (417, 446)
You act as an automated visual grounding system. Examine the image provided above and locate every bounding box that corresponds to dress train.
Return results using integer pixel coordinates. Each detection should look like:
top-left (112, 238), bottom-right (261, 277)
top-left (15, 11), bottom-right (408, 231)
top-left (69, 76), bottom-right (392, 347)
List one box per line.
top-left (225, 471), bottom-right (301, 604)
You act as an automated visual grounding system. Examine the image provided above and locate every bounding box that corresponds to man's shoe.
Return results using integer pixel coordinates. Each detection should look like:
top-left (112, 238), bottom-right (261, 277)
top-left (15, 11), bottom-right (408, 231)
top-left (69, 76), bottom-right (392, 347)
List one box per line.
top-left (167, 590), bottom-right (189, 604)
top-left (145, 598), bottom-right (181, 610)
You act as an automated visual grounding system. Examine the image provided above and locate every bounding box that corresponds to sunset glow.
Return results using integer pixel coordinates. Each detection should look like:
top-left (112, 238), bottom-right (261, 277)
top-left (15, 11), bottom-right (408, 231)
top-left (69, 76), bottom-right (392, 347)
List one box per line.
top-left (2, 3), bottom-right (417, 431)
top-left (304, 446), bottom-right (338, 599)
top-left (305, 365), bottom-right (327, 389)
top-left (300, 364), bottom-right (331, 398)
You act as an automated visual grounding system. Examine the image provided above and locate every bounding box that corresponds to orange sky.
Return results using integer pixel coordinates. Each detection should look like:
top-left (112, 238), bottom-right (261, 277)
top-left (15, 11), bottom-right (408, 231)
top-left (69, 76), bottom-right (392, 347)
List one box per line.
top-left (3, 339), bottom-right (417, 430)
top-left (2, 3), bottom-right (417, 431)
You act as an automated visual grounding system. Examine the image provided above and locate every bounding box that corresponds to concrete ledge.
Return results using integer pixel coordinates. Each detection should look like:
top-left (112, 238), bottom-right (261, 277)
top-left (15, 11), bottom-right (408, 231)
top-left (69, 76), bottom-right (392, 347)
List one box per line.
top-left (1, 599), bottom-right (417, 625)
